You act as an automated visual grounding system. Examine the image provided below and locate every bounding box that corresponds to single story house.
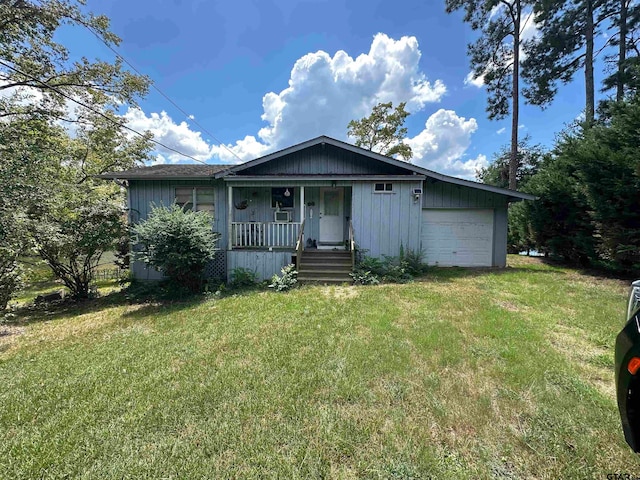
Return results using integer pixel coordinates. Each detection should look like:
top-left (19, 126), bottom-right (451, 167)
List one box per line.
top-left (101, 135), bottom-right (535, 282)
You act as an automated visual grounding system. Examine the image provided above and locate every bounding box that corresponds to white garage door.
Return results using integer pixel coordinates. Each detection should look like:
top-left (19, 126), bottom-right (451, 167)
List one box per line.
top-left (421, 209), bottom-right (494, 267)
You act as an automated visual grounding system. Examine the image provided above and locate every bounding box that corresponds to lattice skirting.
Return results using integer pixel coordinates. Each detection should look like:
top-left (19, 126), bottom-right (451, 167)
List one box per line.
top-left (203, 250), bottom-right (227, 281)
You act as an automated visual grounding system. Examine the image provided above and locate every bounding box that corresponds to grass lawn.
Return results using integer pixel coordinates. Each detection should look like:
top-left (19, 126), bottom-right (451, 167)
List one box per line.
top-left (1, 256), bottom-right (638, 478)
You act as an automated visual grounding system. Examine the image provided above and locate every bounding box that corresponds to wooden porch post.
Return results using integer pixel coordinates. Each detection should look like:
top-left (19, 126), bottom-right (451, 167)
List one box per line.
top-left (227, 184), bottom-right (233, 250)
top-left (300, 185), bottom-right (305, 243)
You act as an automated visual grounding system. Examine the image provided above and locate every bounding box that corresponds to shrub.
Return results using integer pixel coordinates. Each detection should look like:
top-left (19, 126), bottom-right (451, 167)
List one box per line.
top-left (229, 268), bottom-right (258, 289)
top-left (353, 254), bottom-right (413, 284)
top-left (401, 248), bottom-right (428, 276)
top-left (133, 204), bottom-right (219, 292)
top-left (269, 264), bottom-right (298, 292)
top-left (349, 269), bottom-right (380, 285)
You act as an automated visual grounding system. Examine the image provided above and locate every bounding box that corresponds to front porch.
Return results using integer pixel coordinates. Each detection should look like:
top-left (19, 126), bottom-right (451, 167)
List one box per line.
top-left (225, 182), bottom-right (355, 281)
top-left (226, 183), bottom-right (353, 251)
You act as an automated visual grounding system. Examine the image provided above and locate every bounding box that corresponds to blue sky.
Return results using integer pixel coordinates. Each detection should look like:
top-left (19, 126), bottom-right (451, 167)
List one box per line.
top-left (61, 0), bottom-right (604, 179)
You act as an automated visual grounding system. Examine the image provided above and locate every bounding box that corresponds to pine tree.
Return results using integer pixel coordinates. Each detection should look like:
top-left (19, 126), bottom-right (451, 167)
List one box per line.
top-left (446, 0), bottom-right (535, 190)
top-left (521, 0), bottom-right (616, 125)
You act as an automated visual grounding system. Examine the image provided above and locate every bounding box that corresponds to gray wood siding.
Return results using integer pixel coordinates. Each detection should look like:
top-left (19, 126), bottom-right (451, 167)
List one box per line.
top-left (231, 187), bottom-right (301, 223)
top-left (243, 144), bottom-right (410, 176)
top-left (128, 179), bottom-right (226, 279)
top-left (227, 250), bottom-right (293, 281)
top-left (352, 181), bottom-right (422, 257)
top-left (423, 181), bottom-right (509, 209)
top-left (493, 206), bottom-right (508, 267)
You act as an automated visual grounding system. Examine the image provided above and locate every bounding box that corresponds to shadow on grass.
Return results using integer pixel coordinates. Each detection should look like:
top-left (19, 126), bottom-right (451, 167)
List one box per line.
top-left (418, 265), bottom-right (564, 283)
top-left (6, 286), bottom-right (211, 327)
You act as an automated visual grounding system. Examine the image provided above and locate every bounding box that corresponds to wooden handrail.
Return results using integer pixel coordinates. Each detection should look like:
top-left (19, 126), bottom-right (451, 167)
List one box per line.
top-left (295, 219), bottom-right (305, 270)
top-left (349, 220), bottom-right (355, 268)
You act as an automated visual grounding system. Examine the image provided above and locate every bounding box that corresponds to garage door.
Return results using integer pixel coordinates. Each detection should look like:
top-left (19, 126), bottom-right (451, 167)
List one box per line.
top-left (421, 209), bottom-right (494, 267)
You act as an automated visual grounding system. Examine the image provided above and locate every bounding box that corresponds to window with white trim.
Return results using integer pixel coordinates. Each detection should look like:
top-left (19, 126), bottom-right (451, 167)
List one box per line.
top-left (374, 183), bottom-right (393, 193)
top-left (175, 187), bottom-right (215, 214)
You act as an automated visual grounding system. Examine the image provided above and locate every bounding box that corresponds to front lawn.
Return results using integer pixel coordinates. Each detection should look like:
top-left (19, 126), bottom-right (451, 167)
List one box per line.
top-left (1, 256), bottom-right (637, 478)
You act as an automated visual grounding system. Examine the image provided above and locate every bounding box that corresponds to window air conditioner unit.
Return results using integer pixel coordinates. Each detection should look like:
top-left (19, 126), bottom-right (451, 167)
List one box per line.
top-left (274, 210), bottom-right (290, 222)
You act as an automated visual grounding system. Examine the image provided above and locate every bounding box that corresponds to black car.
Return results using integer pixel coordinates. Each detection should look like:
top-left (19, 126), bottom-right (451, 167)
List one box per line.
top-left (616, 280), bottom-right (640, 451)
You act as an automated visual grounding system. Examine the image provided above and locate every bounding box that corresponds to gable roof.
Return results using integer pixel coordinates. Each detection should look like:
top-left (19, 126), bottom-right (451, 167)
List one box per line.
top-left (98, 164), bottom-right (229, 180)
top-left (215, 136), bottom-right (537, 201)
top-left (99, 136), bottom-right (536, 201)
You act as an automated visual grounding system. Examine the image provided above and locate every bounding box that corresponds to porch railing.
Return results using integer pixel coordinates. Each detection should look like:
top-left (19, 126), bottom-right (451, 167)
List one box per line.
top-left (231, 222), bottom-right (301, 249)
top-left (295, 220), bottom-right (305, 270)
top-left (349, 220), bottom-right (355, 268)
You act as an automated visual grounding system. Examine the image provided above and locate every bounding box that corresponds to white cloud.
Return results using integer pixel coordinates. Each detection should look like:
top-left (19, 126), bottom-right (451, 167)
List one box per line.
top-left (464, 71), bottom-right (485, 88)
top-left (406, 109), bottom-right (483, 179)
top-left (496, 127), bottom-right (506, 135)
top-left (464, 9), bottom-right (539, 89)
top-left (119, 34), bottom-right (482, 177)
top-left (211, 135), bottom-right (270, 164)
top-left (253, 32), bottom-right (446, 153)
top-left (123, 108), bottom-right (215, 163)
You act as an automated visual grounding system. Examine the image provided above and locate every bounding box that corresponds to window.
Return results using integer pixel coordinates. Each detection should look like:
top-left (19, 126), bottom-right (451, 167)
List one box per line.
top-left (374, 183), bottom-right (393, 193)
top-left (271, 187), bottom-right (294, 208)
top-left (175, 187), bottom-right (215, 214)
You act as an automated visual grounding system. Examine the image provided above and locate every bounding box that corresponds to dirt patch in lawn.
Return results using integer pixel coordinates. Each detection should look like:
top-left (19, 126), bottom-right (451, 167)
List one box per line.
top-left (547, 324), bottom-right (614, 399)
top-left (320, 286), bottom-right (360, 301)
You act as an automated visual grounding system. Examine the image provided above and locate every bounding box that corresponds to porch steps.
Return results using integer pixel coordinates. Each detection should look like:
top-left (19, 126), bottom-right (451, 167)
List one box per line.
top-left (298, 250), bottom-right (353, 284)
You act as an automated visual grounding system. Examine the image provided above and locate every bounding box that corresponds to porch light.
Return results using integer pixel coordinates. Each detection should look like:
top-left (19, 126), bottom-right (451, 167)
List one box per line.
top-left (284, 188), bottom-right (291, 197)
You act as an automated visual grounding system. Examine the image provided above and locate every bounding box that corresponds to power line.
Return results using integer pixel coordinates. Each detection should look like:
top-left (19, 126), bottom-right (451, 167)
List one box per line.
top-left (83, 24), bottom-right (245, 163)
top-left (0, 59), bottom-right (211, 165)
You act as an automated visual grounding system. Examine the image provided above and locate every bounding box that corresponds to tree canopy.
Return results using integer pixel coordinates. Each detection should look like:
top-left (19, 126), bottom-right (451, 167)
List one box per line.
top-left (0, 0), bottom-right (153, 307)
top-left (347, 102), bottom-right (413, 161)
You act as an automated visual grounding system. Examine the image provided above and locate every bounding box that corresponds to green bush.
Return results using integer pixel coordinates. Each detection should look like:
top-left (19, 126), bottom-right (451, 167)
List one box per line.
top-left (401, 248), bottom-right (428, 276)
top-left (269, 264), bottom-right (298, 292)
top-left (133, 204), bottom-right (219, 292)
top-left (349, 269), bottom-right (380, 285)
top-left (353, 254), bottom-right (413, 284)
top-left (229, 268), bottom-right (258, 289)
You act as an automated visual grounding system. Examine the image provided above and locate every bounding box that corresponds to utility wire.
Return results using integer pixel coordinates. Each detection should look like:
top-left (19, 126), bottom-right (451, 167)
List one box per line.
top-left (83, 24), bottom-right (245, 163)
top-left (0, 59), bottom-right (211, 165)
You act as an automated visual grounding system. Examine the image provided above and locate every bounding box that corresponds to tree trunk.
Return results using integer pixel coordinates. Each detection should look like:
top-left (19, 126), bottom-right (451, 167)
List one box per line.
top-left (585, 0), bottom-right (595, 124)
top-left (618, 0), bottom-right (628, 102)
top-left (509, 0), bottom-right (521, 190)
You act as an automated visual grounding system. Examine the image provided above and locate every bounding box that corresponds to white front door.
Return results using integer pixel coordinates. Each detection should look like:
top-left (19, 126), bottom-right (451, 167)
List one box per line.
top-left (319, 187), bottom-right (344, 245)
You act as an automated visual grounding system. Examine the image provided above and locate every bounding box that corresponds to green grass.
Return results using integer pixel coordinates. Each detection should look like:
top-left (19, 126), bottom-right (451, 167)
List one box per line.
top-left (1, 256), bottom-right (638, 478)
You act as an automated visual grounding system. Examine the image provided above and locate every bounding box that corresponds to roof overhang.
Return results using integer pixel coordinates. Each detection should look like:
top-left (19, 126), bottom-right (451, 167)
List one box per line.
top-left (97, 174), bottom-right (218, 181)
top-left (214, 136), bottom-right (537, 201)
top-left (223, 175), bottom-right (426, 182)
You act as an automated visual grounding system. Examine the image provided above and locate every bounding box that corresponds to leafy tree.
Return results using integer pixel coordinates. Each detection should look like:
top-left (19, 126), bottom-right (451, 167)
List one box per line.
top-left (30, 191), bottom-right (126, 299)
top-left (0, 0), bottom-right (149, 121)
top-left (0, 213), bottom-right (26, 311)
top-left (521, 0), bottom-right (616, 124)
top-left (0, 116), bottom-right (64, 309)
top-left (0, 1), bottom-right (152, 306)
top-left (347, 102), bottom-right (413, 161)
top-left (476, 136), bottom-right (544, 188)
top-left (133, 204), bottom-right (220, 293)
top-left (477, 137), bottom-right (545, 252)
top-left (446, 0), bottom-right (536, 190)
